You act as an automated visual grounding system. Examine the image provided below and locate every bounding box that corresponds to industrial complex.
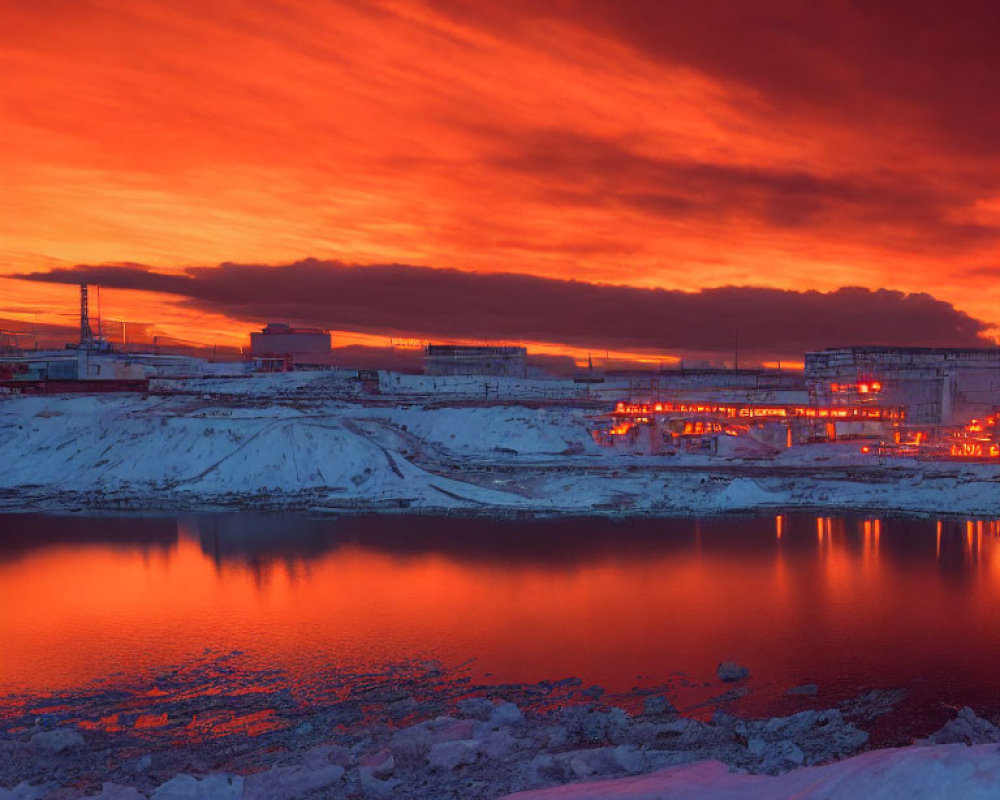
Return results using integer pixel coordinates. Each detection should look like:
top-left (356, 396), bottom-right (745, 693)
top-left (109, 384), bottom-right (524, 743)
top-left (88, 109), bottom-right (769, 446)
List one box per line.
top-left (2, 284), bottom-right (1000, 463)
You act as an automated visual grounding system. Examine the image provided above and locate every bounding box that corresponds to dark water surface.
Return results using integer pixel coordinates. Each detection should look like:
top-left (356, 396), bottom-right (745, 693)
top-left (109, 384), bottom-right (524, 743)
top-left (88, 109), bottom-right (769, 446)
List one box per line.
top-left (3, 512), bottom-right (1000, 737)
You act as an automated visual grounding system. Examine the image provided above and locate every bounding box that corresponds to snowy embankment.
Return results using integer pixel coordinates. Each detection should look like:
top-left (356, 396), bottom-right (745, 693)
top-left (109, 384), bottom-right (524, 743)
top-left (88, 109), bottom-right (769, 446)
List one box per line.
top-left (503, 744), bottom-right (1000, 800)
top-left (1, 376), bottom-right (999, 515)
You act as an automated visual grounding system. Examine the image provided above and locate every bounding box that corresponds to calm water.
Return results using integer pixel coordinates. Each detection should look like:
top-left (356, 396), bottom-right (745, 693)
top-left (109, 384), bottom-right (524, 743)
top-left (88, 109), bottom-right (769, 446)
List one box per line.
top-left (3, 512), bottom-right (1000, 733)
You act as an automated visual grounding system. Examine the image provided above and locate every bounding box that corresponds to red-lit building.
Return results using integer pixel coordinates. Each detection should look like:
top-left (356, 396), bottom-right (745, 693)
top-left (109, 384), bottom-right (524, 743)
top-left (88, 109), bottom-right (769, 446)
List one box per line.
top-left (805, 347), bottom-right (1000, 426)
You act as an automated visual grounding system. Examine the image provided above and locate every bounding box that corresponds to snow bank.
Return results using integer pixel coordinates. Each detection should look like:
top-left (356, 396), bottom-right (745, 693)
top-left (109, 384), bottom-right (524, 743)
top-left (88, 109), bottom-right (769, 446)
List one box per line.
top-left (709, 479), bottom-right (780, 510)
top-left (502, 743), bottom-right (1000, 799)
top-left (1, 390), bottom-right (998, 515)
top-left (382, 406), bottom-right (600, 458)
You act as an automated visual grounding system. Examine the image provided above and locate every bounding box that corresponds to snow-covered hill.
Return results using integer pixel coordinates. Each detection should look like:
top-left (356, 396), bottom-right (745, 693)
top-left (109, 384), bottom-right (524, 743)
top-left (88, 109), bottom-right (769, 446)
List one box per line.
top-left (2, 383), bottom-right (999, 515)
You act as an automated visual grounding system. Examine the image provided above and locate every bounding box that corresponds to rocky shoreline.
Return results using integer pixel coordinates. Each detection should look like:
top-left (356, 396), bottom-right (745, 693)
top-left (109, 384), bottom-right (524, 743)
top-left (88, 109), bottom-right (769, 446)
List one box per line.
top-left (3, 658), bottom-right (997, 800)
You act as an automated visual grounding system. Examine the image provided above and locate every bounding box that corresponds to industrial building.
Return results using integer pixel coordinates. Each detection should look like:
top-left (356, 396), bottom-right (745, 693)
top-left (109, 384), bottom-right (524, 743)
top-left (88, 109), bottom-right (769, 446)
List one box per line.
top-left (602, 368), bottom-right (806, 406)
top-left (805, 347), bottom-right (1000, 426)
top-left (592, 400), bottom-right (905, 455)
top-left (0, 284), bottom-right (237, 390)
top-left (424, 345), bottom-right (527, 378)
top-left (249, 323), bottom-right (331, 369)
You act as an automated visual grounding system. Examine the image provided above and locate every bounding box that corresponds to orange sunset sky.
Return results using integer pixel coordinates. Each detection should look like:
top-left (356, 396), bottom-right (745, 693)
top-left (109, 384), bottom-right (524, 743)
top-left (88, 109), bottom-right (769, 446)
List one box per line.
top-left (2, 0), bottom-right (999, 364)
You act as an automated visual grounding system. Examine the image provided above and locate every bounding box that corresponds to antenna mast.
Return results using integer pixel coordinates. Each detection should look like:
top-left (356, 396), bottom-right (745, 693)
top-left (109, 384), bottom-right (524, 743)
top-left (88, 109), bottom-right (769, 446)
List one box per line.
top-left (79, 284), bottom-right (94, 346)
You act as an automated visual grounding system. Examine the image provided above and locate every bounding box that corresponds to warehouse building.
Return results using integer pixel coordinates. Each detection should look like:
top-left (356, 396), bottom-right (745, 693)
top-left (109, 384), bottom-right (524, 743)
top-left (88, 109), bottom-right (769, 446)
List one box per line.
top-left (805, 347), bottom-right (1000, 426)
top-left (424, 345), bottom-right (527, 378)
top-left (249, 323), bottom-right (331, 368)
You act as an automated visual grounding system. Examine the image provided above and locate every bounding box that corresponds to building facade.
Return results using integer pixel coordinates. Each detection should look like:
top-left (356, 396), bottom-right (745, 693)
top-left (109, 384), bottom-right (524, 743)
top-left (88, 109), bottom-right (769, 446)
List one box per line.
top-left (424, 345), bottom-right (528, 378)
top-left (805, 347), bottom-right (1000, 426)
top-left (249, 323), bottom-right (331, 366)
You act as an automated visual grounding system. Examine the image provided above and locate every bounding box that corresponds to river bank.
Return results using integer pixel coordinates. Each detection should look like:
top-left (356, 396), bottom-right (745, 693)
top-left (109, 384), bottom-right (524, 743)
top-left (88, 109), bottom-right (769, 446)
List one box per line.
top-left (1, 392), bottom-right (998, 516)
top-left (2, 656), bottom-right (998, 800)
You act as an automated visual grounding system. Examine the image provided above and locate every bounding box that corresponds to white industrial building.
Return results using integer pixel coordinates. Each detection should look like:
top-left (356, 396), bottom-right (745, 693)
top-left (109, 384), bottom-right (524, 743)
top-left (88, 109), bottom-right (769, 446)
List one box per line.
top-left (805, 347), bottom-right (1000, 426)
top-left (424, 345), bottom-right (528, 378)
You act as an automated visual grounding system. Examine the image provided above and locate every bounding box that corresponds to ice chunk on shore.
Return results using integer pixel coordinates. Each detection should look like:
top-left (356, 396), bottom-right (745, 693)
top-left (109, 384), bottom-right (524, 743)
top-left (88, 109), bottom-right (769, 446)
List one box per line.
top-left (0, 783), bottom-right (57, 800)
top-left (920, 706), bottom-right (1000, 746)
top-left (709, 478), bottom-right (779, 510)
top-left (29, 728), bottom-right (84, 754)
top-left (91, 785), bottom-right (147, 800)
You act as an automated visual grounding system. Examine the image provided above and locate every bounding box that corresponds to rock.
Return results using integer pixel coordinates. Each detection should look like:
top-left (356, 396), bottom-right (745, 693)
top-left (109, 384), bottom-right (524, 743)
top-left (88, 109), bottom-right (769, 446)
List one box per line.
top-left (559, 747), bottom-right (619, 779)
top-left (293, 721), bottom-right (314, 735)
top-left (359, 748), bottom-right (394, 779)
top-left (389, 725), bottom-right (431, 768)
top-left (839, 688), bottom-right (906, 721)
top-left (386, 697), bottom-right (419, 719)
top-left (717, 662), bottom-right (750, 682)
top-left (304, 744), bottom-right (354, 768)
top-left (0, 782), bottom-right (57, 800)
top-left (358, 770), bottom-right (401, 799)
top-left (582, 685), bottom-right (605, 699)
top-left (922, 707), bottom-right (1000, 746)
top-left (613, 744), bottom-right (644, 773)
top-left (747, 737), bottom-right (766, 756)
top-left (545, 725), bottom-right (570, 749)
top-left (430, 717), bottom-right (475, 742)
top-left (787, 683), bottom-right (819, 696)
top-left (642, 695), bottom-right (677, 717)
top-left (92, 785), bottom-right (147, 800)
top-left (133, 755), bottom-right (153, 773)
top-left (481, 729), bottom-right (518, 761)
top-left (428, 739), bottom-right (479, 771)
top-left (29, 727), bottom-right (84, 754)
top-left (244, 763), bottom-right (345, 800)
top-left (529, 753), bottom-right (563, 784)
top-left (371, 756), bottom-right (394, 780)
top-left (773, 740), bottom-right (806, 766)
top-left (457, 697), bottom-right (495, 720)
top-left (488, 701), bottom-right (523, 727)
top-left (150, 774), bottom-right (243, 800)
top-left (565, 706), bottom-right (629, 745)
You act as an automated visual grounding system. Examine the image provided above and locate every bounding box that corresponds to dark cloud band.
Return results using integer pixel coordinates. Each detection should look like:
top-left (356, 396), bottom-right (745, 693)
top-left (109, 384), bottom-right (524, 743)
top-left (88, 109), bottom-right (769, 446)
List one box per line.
top-left (15, 260), bottom-right (993, 360)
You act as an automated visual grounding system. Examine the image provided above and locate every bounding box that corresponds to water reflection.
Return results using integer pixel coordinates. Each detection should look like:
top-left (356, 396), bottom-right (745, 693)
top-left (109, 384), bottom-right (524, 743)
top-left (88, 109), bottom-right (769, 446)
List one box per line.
top-left (3, 512), bottom-right (1000, 719)
top-left (0, 514), bottom-right (177, 563)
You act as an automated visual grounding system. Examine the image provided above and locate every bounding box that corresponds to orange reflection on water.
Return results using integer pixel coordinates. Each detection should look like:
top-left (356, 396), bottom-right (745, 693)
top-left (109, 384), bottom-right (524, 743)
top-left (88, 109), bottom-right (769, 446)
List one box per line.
top-left (4, 514), bottom-right (1000, 714)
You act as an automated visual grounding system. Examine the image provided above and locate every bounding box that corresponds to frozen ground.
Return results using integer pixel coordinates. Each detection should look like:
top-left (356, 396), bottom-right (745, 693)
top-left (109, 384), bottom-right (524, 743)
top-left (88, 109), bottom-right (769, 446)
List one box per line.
top-left (3, 655), bottom-right (999, 800)
top-left (503, 744), bottom-right (1000, 800)
top-left (1, 372), bottom-right (998, 515)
